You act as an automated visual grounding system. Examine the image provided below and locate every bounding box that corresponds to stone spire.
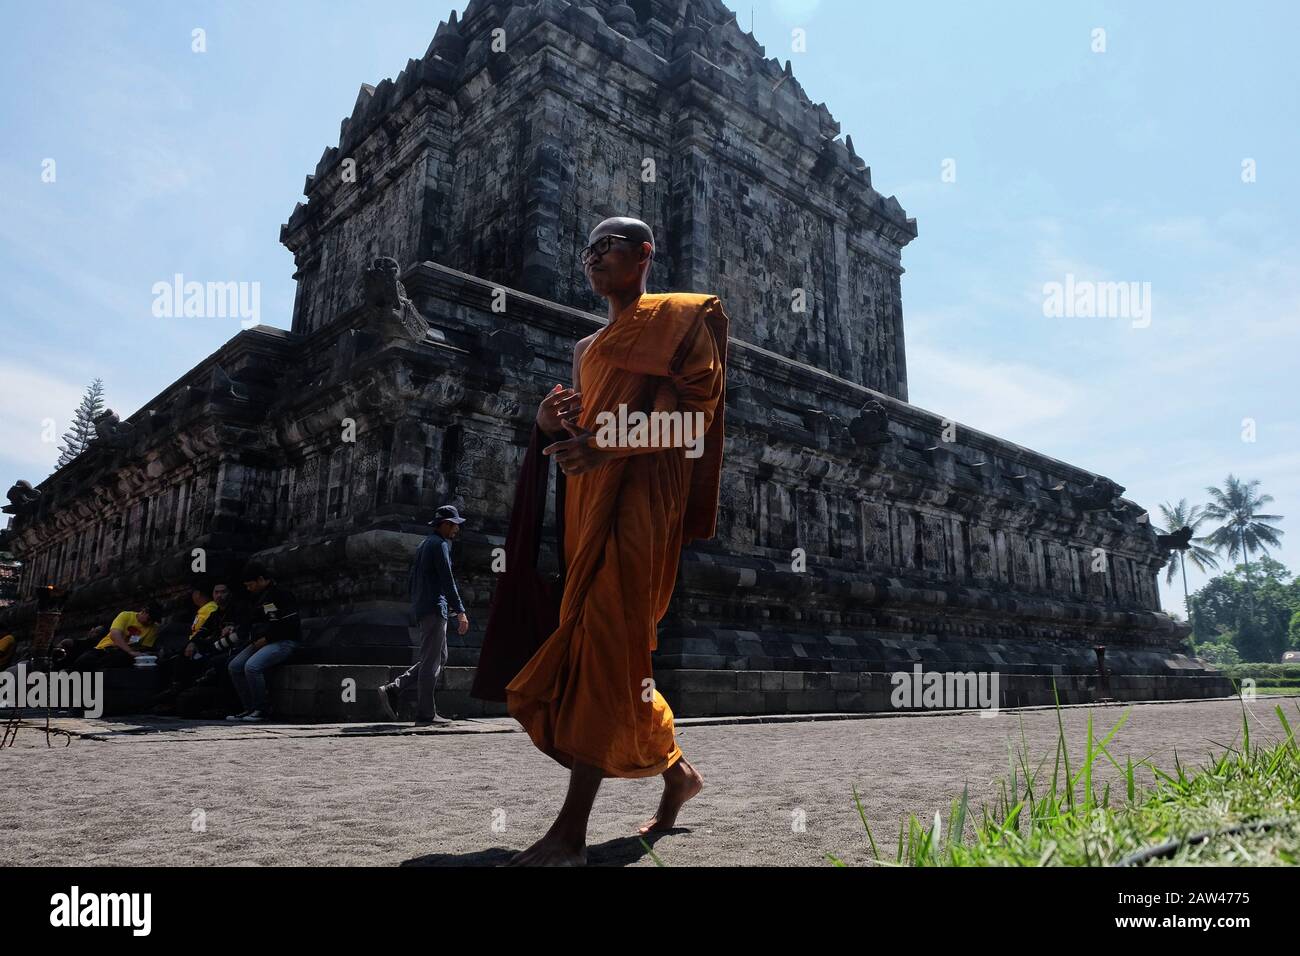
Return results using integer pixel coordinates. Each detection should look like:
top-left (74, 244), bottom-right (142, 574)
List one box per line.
top-left (426, 9), bottom-right (468, 64)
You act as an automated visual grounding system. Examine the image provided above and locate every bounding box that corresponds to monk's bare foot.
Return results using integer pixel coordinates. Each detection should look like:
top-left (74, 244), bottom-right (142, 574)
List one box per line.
top-left (506, 831), bottom-right (587, 867)
top-left (639, 757), bottom-right (703, 834)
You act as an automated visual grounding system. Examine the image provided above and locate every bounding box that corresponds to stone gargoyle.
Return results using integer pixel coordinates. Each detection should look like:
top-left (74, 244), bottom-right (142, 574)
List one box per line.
top-left (2, 480), bottom-right (41, 516)
top-left (848, 400), bottom-right (892, 449)
top-left (1155, 526), bottom-right (1194, 551)
top-left (1072, 476), bottom-right (1125, 512)
top-left (361, 256), bottom-right (431, 344)
top-left (93, 410), bottom-right (135, 449)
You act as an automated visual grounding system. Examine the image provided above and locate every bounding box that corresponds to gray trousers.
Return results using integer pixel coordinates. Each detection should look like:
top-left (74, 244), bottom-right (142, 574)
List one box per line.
top-left (392, 613), bottom-right (448, 718)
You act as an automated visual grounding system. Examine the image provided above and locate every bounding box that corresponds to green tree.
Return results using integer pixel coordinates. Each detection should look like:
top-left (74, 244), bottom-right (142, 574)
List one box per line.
top-left (56, 378), bottom-right (106, 467)
top-left (1156, 499), bottom-right (1219, 631)
top-left (1188, 576), bottom-right (1238, 642)
top-left (1196, 641), bottom-right (1241, 667)
top-left (1202, 474), bottom-right (1284, 605)
top-left (1190, 558), bottom-right (1294, 661)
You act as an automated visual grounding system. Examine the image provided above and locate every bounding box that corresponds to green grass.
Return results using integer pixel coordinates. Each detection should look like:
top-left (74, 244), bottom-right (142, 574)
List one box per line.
top-left (834, 693), bottom-right (1300, 867)
top-left (1222, 663), bottom-right (1300, 682)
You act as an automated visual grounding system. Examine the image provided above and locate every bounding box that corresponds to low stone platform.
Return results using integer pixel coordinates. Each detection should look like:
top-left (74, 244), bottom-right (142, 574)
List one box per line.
top-left (265, 664), bottom-right (1234, 722)
top-left (655, 668), bottom-right (1235, 715)
top-left (94, 667), bottom-right (165, 716)
top-left (270, 664), bottom-right (507, 721)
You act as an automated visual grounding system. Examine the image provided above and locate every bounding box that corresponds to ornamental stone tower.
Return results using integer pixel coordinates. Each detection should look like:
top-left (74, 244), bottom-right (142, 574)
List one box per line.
top-left (281, 0), bottom-right (913, 398)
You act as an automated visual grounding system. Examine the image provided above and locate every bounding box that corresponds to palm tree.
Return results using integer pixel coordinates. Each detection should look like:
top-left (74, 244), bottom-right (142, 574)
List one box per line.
top-left (1202, 475), bottom-right (1285, 603)
top-left (1156, 499), bottom-right (1219, 629)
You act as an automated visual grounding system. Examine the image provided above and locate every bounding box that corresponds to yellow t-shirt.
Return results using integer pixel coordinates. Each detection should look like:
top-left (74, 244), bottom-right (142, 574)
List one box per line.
top-left (96, 611), bottom-right (158, 651)
top-left (190, 601), bottom-right (219, 638)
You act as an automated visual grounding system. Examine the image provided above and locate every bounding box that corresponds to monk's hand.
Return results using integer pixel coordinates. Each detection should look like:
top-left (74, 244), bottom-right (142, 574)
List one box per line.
top-left (456, 612), bottom-right (469, 636)
top-left (537, 384), bottom-right (582, 436)
top-left (543, 420), bottom-right (607, 476)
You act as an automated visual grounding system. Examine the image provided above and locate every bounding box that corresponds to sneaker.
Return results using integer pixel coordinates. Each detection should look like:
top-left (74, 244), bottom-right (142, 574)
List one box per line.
top-left (377, 683), bottom-right (399, 720)
top-left (413, 713), bottom-right (453, 727)
top-left (225, 711), bottom-right (251, 721)
top-left (238, 710), bottom-right (265, 722)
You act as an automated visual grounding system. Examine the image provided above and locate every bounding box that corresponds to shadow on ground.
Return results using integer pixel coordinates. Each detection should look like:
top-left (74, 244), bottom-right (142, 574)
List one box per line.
top-left (400, 830), bottom-right (683, 867)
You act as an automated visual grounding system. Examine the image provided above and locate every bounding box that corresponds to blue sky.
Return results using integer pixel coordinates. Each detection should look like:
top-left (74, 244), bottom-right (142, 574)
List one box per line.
top-left (1, 0), bottom-right (1296, 616)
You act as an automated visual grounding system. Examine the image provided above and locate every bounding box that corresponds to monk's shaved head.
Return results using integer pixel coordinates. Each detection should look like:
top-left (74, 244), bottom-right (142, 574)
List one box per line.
top-left (583, 216), bottom-right (656, 310)
top-left (589, 216), bottom-right (654, 252)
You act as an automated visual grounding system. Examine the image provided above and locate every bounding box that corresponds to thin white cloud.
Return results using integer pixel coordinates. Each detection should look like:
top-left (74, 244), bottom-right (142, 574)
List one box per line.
top-left (772, 0), bottom-right (824, 21)
top-left (906, 343), bottom-right (1083, 438)
top-left (1139, 215), bottom-right (1212, 246)
top-left (0, 361), bottom-right (88, 475)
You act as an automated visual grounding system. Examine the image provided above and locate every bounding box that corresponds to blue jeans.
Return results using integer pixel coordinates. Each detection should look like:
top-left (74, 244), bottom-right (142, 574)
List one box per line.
top-left (228, 641), bottom-right (298, 712)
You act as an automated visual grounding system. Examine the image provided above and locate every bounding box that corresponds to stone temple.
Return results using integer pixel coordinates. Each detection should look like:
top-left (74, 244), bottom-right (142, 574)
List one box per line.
top-left (0, 0), bottom-right (1229, 716)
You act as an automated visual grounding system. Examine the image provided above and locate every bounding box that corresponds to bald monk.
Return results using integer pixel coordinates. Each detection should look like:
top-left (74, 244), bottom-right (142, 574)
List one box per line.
top-left (506, 217), bottom-right (729, 866)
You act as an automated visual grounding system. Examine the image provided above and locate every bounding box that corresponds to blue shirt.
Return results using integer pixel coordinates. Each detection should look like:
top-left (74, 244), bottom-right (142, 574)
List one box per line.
top-left (410, 532), bottom-right (464, 620)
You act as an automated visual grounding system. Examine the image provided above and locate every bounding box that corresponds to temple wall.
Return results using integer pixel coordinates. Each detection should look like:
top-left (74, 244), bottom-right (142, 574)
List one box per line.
top-left (0, 262), bottom-right (1165, 627)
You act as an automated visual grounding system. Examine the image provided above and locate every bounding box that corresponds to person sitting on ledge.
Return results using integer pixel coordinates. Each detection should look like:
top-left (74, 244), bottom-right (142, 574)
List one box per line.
top-left (50, 637), bottom-right (84, 671)
top-left (226, 563), bottom-right (301, 723)
top-left (74, 626), bottom-right (107, 664)
top-left (154, 580), bottom-right (238, 713)
top-left (73, 604), bottom-right (163, 670)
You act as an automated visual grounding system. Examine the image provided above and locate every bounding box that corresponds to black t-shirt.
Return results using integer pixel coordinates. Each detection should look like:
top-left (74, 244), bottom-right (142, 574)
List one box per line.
top-left (249, 584), bottom-right (302, 643)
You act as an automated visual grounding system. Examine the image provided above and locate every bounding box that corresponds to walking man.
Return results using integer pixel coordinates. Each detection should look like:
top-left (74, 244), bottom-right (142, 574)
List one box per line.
top-left (379, 505), bottom-right (470, 725)
top-left (501, 216), bottom-right (728, 865)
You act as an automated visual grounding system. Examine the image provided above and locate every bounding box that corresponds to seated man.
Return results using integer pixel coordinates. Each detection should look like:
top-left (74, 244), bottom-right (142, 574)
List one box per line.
top-left (226, 563), bottom-right (301, 722)
top-left (75, 626), bottom-right (107, 662)
top-left (73, 604), bottom-right (163, 670)
top-left (154, 582), bottom-right (240, 713)
top-left (16, 626), bottom-right (104, 674)
top-left (50, 638), bottom-right (81, 671)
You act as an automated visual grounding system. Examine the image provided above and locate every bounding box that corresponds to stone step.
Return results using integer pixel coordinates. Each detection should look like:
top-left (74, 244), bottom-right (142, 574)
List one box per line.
top-left (653, 628), bottom-right (1208, 675)
top-left (267, 664), bottom-right (1234, 721)
top-left (270, 664), bottom-right (507, 721)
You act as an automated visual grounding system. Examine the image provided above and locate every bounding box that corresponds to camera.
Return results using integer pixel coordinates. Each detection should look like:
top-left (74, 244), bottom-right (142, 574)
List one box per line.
top-left (211, 629), bottom-right (244, 652)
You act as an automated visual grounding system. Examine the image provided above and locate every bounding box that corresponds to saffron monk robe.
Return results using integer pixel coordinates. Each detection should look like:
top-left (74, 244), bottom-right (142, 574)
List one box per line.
top-left (503, 216), bottom-right (729, 866)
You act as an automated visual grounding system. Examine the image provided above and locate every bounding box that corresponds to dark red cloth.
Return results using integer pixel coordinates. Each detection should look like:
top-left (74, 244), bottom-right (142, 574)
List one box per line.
top-left (471, 424), bottom-right (566, 702)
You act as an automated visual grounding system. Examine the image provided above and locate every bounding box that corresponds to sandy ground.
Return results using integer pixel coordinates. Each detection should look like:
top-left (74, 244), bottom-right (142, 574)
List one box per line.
top-left (1, 696), bottom-right (1292, 867)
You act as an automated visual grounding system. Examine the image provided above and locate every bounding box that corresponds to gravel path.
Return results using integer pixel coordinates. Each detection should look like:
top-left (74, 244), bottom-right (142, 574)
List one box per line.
top-left (2, 697), bottom-right (1290, 867)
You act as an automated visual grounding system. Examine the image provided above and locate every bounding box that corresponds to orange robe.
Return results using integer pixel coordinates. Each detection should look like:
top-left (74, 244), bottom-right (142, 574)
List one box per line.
top-left (506, 292), bottom-right (729, 778)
